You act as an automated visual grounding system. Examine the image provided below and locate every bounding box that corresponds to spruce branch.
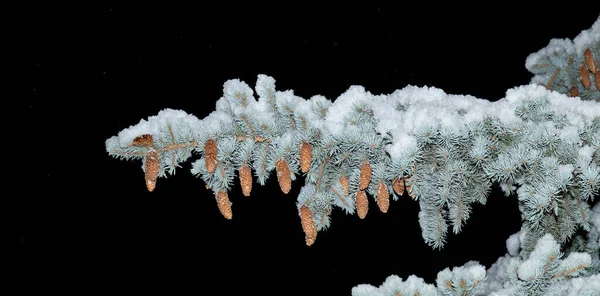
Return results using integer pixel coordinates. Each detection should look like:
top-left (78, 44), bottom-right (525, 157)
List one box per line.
top-left (499, 233), bottom-right (593, 296)
top-left (526, 17), bottom-right (600, 102)
top-left (350, 17), bottom-right (600, 296)
top-left (106, 73), bottom-right (600, 250)
top-left (435, 262), bottom-right (487, 296)
top-left (107, 19), bottom-right (600, 253)
top-left (352, 275), bottom-right (438, 296)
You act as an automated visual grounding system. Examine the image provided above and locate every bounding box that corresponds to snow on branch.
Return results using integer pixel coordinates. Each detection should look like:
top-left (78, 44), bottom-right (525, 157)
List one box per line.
top-left (106, 72), bottom-right (600, 249)
top-left (526, 16), bottom-right (600, 101)
top-left (105, 16), bottom-right (600, 296)
top-left (353, 219), bottom-right (600, 296)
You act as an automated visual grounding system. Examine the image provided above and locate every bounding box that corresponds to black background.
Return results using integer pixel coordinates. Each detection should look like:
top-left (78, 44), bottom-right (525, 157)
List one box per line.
top-left (16, 3), bottom-right (599, 295)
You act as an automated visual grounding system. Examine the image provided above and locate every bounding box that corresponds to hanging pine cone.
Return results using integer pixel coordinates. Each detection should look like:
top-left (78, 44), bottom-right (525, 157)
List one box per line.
top-left (204, 139), bottom-right (218, 174)
top-left (404, 176), bottom-right (414, 199)
top-left (568, 86), bottom-right (579, 97)
top-left (276, 159), bottom-right (292, 194)
top-left (239, 165), bottom-right (252, 197)
top-left (359, 160), bottom-right (372, 190)
top-left (376, 182), bottom-right (389, 213)
top-left (299, 204), bottom-right (317, 246)
top-left (299, 141), bottom-right (312, 173)
top-left (580, 64), bottom-right (591, 89)
top-left (356, 189), bottom-right (369, 219)
top-left (132, 134), bottom-right (154, 147)
top-left (144, 149), bottom-right (159, 192)
top-left (216, 191), bottom-right (232, 220)
top-left (595, 71), bottom-right (600, 90)
top-left (392, 177), bottom-right (405, 196)
top-left (339, 175), bottom-right (349, 196)
top-left (584, 48), bottom-right (597, 73)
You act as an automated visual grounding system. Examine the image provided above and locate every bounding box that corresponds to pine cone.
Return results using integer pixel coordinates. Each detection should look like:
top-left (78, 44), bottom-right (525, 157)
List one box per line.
top-left (144, 149), bottom-right (159, 192)
top-left (276, 159), bottom-right (292, 194)
top-left (580, 64), bottom-right (591, 89)
top-left (376, 182), bottom-right (389, 213)
top-left (204, 139), bottom-right (218, 174)
top-left (299, 141), bottom-right (312, 173)
top-left (339, 175), bottom-right (349, 196)
top-left (299, 205), bottom-right (317, 246)
top-left (392, 177), bottom-right (405, 196)
top-left (595, 71), bottom-right (600, 90)
top-left (356, 190), bottom-right (369, 219)
top-left (239, 165), bottom-right (252, 197)
top-left (584, 48), bottom-right (596, 73)
top-left (216, 191), bottom-right (232, 220)
top-left (404, 176), bottom-right (413, 198)
top-left (132, 134), bottom-right (154, 147)
top-left (359, 160), bottom-right (371, 190)
top-left (568, 86), bottom-right (579, 97)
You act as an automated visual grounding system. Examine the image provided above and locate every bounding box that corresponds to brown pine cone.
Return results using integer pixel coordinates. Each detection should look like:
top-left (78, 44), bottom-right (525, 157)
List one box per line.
top-left (276, 159), bottom-right (292, 194)
top-left (239, 165), bottom-right (253, 197)
top-left (299, 205), bottom-right (317, 246)
top-left (376, 182), bottom-right (390, 213)
top-left (359, 161), bottom-right (371, 190)
top-left (144, 149), bottom-right (159, 192)
top-left (216, 191), bottom-right (232, 220)
top-left (204, 139), bottom-right (218, 174)
top-left (356, 190), bottom-right (369, 219)
top-left (132, 134), bottom-right (154, 147)
top-left (299, 141), bottom-right (312, 173)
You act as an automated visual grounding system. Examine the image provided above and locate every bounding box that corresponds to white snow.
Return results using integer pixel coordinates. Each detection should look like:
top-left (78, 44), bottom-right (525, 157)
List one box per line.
top-left (517, 233), bottom-right (560, 281)
top-left (254, 74), bottom-right (276, 101)
top-left (294, 96), bottom-right (325, 130)
top-left (324, 85), bottom-right (372, 136)
top-left (464, 262), bottom-right (487, 281)
top-left (401, 275), bottom-right (438, 295)
top-left (351, 284), bottom-right (385, 296)
top-left (525, 37), bottom-right (576, 70)
top-left (526, 16), bottom-right (599, 88)
top-left (386, 131), bottom-right (418, 161)
top-left (275, 90), bottom-right (296, 110)
top-left (378, 275), bottom-right (405, 295)
top-left (564, 273), bottom-right (600, 296)
top-left (109, 72), bottom-right (599, 169)
top-left (222, 78), bottom-right (255, 106)
top-left (483, 254), bottom-right (512, 295)
top-left (110, 108), bottom-right (202, 147)
top-left (578, 145), bottom-right (596, 167)
top-left (558, 252), bottom-right (592, 275)
top-left (248, 96), bottom-right (276, 127)
top-left (435, 261), bottom-right (487, 296)
top-left (202, 110), bottom-right (233, 135)
top-left (557, 164), bottom-right (575, 181)
top-left (506, 232), bottom-right (521, 257)
top-left (572, 17), bottom-right (600, 56)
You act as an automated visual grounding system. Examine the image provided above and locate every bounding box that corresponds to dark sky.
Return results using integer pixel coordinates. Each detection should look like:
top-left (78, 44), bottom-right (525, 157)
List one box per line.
top-left (16, 4), bottom-right (599, 295)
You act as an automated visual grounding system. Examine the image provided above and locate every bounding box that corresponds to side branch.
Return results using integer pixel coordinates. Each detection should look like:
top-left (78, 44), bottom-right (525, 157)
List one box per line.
top-left (160, 141), bottom-right (198, 152)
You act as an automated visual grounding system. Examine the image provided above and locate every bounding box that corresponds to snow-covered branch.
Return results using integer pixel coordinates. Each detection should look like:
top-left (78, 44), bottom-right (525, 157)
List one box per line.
top-left (106, 73), bottom-right (600, 249)
top-left (105, 15), bottom-right (600, 296)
